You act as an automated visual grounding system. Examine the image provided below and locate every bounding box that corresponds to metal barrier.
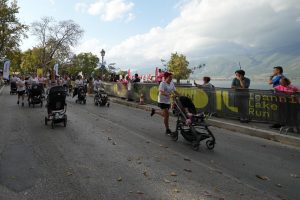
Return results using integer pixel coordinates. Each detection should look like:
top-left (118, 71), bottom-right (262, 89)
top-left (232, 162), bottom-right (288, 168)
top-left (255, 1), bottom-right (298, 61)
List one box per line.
top-left (103, 82), bottom-right (300, 126)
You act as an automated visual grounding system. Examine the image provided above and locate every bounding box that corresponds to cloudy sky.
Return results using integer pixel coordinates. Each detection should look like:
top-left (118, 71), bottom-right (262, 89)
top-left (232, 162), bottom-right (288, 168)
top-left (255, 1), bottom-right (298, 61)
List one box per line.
top-left (19, 0), bottom-right (300, 74)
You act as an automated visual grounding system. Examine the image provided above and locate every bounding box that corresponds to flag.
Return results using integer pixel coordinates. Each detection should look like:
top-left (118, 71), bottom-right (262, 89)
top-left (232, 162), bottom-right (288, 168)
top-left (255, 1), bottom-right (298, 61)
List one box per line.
top-left (3, 60), bottom-right (10, 80)
top-left (53, 63), bottom-right (59, 76)
top-left (128, 69), bottom-right (131, 80)
top-left (155, 67), bottom-right (158, 81)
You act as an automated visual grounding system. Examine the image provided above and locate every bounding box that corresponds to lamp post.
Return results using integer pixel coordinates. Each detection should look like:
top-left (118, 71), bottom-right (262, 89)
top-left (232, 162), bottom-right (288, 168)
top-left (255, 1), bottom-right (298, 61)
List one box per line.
top-left (100, 49), bottom-right (106, 80)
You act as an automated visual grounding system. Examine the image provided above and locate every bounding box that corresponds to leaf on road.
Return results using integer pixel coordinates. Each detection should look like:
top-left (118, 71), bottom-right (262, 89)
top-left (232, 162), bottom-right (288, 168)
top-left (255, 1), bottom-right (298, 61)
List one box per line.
top-left (143, 171), bottom-right (148, 177)
top-left (108, 137), bottom-right (112, 141)
top-left (170, 172), bottom-right (177, 177)
top-left (66, 171), bottom-right (73, 176)
top-left (184, 158), bottom-right (191, 162)
top-left (184, 169), bottom-right (192, 173)
top-left (137, 161), bottom-right (142, 165)
top-left (203, 191), bottom-right (212, 197)
top-left (117, 177), bottom-right (122, 182)
top-left (112, 142), bottom-right (117, 145)
top-left (146, 141), bottom-right (150, 144)
top-left (173, 189), bottom-right (180, 193)
top-left (164, 179), bottom-right (171, 183)
top-left (290, 174), bottom-right (299, 178)
top-left (136, 191), bottom-right (144, 195)
top-left (256, 175), bottom-right (269, 180)
top-left (276, 184), bottom-right (283, 188)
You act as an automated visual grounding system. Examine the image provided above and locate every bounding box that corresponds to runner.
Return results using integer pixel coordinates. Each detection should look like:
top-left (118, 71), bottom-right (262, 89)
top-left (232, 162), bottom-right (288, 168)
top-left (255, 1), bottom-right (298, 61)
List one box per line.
top-left (150, 72), bottom-right (180, 134)
top-left (16, 75), bottom-right (26, 107)
top-left (93, 76), bottom-right (102, 93)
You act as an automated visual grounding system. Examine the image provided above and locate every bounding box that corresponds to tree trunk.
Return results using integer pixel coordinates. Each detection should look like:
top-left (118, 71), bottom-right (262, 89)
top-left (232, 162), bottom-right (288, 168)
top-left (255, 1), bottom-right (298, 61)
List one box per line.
top-left (176, 79), bottom-right (180, 84)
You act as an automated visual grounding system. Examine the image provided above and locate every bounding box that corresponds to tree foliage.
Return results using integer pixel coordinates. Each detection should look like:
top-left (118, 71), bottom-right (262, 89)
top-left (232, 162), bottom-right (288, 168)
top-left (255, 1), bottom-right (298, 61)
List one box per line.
top-left (167, 52), bottom-right (191, 83)
top-left (0, 0), bottom-right (28, 58)
top-left (31, 17), bottom-right (84, 70)
top-left (20, 48), bottom-right (42, 74)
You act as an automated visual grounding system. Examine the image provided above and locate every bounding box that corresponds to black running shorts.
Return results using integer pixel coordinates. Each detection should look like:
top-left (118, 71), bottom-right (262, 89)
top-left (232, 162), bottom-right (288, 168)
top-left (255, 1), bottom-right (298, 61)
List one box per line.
top-left (18, 90), bottom-right (25, 96)
top-left (158, 103), bottom-right (170, 110)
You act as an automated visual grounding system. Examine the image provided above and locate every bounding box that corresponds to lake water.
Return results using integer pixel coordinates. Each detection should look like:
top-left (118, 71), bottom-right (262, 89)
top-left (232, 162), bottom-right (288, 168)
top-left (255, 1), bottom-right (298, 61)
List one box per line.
top-left (191, 80), bottom-right (300, 90)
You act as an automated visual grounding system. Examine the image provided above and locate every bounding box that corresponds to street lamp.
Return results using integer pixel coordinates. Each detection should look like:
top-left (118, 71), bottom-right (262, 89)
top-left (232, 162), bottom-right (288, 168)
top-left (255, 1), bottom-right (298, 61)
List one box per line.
top-left (100, 49), bottom-right (106, 79)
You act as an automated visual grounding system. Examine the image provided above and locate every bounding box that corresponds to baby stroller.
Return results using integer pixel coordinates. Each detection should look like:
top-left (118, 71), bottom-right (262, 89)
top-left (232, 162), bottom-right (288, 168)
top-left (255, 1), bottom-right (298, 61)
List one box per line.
top-left (45, 86), bottom-right (67, 129)
top-left (172, 96), bottom-right (216, 151)
top-left (10, 82), bottom-right (18, 95)
top-left (28, 83), bottom-right (43, 107)
top-left (94, 88), bottom-right (110, 107)
top-left (75, 86), bottom-right (86, 104)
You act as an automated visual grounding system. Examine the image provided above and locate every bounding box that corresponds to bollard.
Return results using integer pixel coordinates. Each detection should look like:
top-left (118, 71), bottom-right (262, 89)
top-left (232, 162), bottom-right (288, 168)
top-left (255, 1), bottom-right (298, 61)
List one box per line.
top-left (139, 94), bottom-right (145, 105)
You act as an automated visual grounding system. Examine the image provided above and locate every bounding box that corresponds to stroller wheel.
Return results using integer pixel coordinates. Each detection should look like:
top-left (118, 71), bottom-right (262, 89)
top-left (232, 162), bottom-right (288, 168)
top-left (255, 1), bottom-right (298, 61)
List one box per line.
top-left (192, 141), bottom-right (200, 151)
top-left (171, 131), bottom-right (179, 141)
top-left (51, 121), bottom-right (54, 129)
top-left (63, 118), bottom-right (67, 127)
top-left (206, 140), bottom-right (215, 150)
top-left (107, 103), bottom-right (110, 107)
top-left (84, 100), bottom-right (86, 104)
top-left (45, 117), bottom-right (48, 125)
top-left (41, 102), bottom-right (43, 107)
top-left (75, 100), bottom-right (78, 103)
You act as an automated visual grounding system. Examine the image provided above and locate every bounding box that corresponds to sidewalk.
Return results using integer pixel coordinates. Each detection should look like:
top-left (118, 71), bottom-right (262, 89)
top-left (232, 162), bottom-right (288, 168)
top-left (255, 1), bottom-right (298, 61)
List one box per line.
top-left (110, 97), bottom-right (300, 148)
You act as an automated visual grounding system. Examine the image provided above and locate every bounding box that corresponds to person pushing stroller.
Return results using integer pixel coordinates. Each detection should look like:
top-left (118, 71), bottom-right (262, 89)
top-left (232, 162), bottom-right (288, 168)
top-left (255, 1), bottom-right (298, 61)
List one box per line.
top-left (151, 72), bottom-right (180, 135)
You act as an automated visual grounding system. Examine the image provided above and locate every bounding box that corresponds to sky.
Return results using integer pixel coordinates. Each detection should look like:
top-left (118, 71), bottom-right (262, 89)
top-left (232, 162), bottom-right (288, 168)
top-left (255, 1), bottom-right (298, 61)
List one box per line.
top-left (18, 0), bottom-right (300, 75)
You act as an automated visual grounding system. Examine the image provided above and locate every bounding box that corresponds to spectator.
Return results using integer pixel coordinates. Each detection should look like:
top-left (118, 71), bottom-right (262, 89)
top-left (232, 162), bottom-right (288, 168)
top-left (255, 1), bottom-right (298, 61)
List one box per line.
top-left (269, 66), bottom-right (284, 88)
top-left (231, 70), bottom-right (250, 89)
top-left (133, 73), bottom-right (141, 83)
top-left (231, 70), bottom-right (250, 123)
top-left (274, 77), bottom-right (299, 93)
top-left (194, 77), bottom-right (214, 89)
top-left (271, 77), bottom-right (299, 130)
top-left (156, 69), bottom-right (164, 84)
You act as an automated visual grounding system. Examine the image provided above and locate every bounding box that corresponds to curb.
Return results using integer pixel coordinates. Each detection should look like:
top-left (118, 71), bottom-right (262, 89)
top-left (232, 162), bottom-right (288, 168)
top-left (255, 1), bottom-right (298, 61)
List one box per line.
top-left (110, 97), bottom-right (300, 148)
top-left (0, 85), bottom-right (4, 95)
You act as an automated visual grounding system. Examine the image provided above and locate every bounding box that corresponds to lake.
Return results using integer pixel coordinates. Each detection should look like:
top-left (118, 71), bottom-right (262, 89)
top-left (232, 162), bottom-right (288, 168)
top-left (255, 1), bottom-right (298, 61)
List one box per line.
top-left (190, 79), bottom-right (300, 90)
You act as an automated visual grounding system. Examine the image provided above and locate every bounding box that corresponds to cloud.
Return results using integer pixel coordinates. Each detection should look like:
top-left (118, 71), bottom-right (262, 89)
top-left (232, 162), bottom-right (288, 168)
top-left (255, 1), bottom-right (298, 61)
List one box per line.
top-left (49, 0), bottom-right (55, 5)
top-left (76, 0), bottom-right (135, 22)
top-left (75, 0), bottom-right (300, 73)
top-left (75, 2), bottom-right (88, 13)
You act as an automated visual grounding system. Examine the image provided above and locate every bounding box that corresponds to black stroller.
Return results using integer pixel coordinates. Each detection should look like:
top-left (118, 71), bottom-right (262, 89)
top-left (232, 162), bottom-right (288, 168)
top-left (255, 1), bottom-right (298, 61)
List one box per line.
top-left (45, 86), bottom-right (67, 129)
top-left (28, 83), bottom-right (44, 107)
top-left (94, 88), bottom-right (110, 107)
top-left (10, 82), bottom-right (18, 95)
top-left (75, 86), bottom-right (86, 104)
top-left (172, 96), bottom-right (216, 151)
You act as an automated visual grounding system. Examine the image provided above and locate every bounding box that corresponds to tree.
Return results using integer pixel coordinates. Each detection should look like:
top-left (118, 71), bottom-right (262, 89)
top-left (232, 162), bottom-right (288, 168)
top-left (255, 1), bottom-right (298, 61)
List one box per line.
top-left (6, 49), bottom-right (22, 73)
top-left (0, 0), bottom-right (28, 58)
top-left (167, 52), bottom-right (191, 84)
top-left (31, 17), bottom-right (84, 71)
top-left (73, 52), bottom-right (99, 77)
top-left (20, 48), bottom-right (42, 74)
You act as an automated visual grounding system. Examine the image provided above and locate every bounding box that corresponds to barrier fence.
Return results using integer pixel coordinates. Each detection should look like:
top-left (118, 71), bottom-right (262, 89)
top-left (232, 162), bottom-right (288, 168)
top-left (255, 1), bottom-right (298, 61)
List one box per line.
top-left (103, 82), bottom-right (300, 126)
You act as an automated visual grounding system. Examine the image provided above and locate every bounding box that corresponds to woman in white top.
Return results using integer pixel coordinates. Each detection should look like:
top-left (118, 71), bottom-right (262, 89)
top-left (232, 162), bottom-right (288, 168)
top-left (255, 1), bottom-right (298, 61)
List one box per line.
top-left (73, 75), bottom-right (83, 98)
top-left (93, 76), bottom-right (102, 93)
top-left (17, 75), bottom-right (26, 106)
top-left (151, 72), bottom-right (180, 134)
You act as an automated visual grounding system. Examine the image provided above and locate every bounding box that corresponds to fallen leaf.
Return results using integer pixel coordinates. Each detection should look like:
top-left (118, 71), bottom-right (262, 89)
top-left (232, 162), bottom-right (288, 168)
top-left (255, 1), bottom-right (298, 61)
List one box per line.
top-left (184, 169), bottom-right (192, 173)
top-left (203, 191), bottom-right (212, 197)
top-left (136, 191), bottom-right (144, 195)
top-left (146, 141), bottom-right (150, 144)
top-left (170, 172), bottom-right (177, 177)
top-left (143, 171), bottom-right (148, 177)
top-left (276, 184), bottom-right (283, 188)
top-left (290, 174), bottom-right (299, 178)
top-left (256, 175), bottom-right (269, 180)
top-left (108, 137), bottom-right (112, 141)
top-left (173, 189), bottom-right (180, 193)
top-left (66, 172), bottom-right (73, 176)
top-left (127, 158), bottom-right (132, 161)
top-left (164, 179), bottom-right (171, 183)
top-left (137, 161), bottom-right (142, 165)
top-left (117, 177), bottom-right (122, 182)
top-left (184, 158), bottom-right (191, 162)
top-left (112, 142), bottom-right (116, 145)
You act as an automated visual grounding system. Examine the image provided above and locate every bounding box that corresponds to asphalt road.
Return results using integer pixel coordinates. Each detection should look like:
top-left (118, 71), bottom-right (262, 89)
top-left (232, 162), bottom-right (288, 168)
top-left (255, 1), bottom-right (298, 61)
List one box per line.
top-left (0, 86), bottom-right (299, 200)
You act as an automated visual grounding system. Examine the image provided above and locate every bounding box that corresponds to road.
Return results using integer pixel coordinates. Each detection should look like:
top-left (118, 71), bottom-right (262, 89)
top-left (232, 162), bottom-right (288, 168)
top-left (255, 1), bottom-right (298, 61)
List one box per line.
top-left (0, 85), bottom-right (299, 200)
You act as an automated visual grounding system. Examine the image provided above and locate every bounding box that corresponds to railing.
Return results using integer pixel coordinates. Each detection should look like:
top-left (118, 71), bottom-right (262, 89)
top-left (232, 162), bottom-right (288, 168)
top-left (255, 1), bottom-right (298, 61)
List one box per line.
top-left (103, 82), bottom-right (300, 126)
